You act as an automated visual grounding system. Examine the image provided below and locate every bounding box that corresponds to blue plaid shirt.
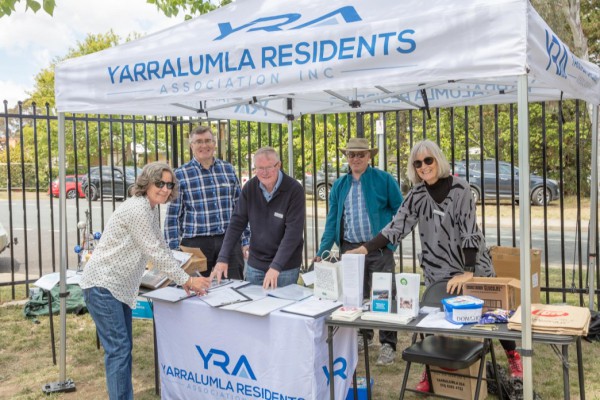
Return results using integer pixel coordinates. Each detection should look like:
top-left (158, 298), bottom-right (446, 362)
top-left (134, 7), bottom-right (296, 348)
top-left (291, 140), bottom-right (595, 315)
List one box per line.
top-left (343, 177), bottom-right (372, 243)
top-left (164, 158), bottom-right (250, 249)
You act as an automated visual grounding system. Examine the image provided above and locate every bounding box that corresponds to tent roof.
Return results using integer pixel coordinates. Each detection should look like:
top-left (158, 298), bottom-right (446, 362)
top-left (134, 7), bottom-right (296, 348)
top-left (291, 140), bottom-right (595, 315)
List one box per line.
top-left (55, 0), bottom-right (600, 122)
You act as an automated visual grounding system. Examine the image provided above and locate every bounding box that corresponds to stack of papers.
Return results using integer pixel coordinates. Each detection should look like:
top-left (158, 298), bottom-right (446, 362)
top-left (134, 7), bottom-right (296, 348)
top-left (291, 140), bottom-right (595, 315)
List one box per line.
top-left (331, 306), bottom-right (363, 321)
top-left (361, 312), bottom-right (413, 325)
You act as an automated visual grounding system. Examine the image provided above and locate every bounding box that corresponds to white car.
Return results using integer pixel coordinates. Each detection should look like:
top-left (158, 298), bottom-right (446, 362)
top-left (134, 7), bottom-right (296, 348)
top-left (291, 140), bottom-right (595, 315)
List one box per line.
top-left (0, 222), bottom-right (14, 254)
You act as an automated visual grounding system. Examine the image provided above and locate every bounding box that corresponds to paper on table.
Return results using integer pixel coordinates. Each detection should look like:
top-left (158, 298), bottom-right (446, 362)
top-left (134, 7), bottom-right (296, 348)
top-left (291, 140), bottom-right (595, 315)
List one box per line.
top-left (416, 311), bottom-right (463, 329)
top-left (171, 250), bottom-right (192, 267)
top-left (300, 270), bottom-right (316, 286)
top-left (280, 296), bottom-right (343, 318)
top-left (267, 284), bottom-right (313, 301)
top-left (34, 270), bottom-right (77, 291)
top-left (198, 287), bottom-right (251, 307)
top-left (142, 286), bottom-right (195, 303)
top-left (232, 296), bottom-right (295, 316)
top-left (220, 285), bottom-right (268, 310)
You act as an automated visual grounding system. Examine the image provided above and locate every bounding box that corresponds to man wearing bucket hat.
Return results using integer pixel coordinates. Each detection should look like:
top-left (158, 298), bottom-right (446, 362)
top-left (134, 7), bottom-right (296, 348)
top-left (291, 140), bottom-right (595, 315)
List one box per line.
top-left (315, 137), bottom-right (403, 365)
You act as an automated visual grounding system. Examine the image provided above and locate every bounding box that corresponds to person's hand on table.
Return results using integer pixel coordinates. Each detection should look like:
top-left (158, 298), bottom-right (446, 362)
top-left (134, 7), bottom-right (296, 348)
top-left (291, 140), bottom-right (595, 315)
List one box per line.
top-left (447, 272), bottom-right (473, 294)
top-left (211, 262), bottom-right (229, 283)
top-left (345, 245), bottom-right (368, 255)
top-left (183, 276), bottom-right (210, 296)
top-left (263, 268), bottom-right (280, 289)
top-left (313, 256), bottom-right (322, 262)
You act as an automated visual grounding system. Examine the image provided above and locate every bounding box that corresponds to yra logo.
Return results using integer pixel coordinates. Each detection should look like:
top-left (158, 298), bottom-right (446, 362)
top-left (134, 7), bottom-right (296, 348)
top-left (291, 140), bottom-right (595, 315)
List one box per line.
top-left (195, 345), bottom-right (257, 380)
top-left (322, 357), bottom-right (348, 385)
top-left (215, 6), bottom-right (362, 40)
top-left (545, 30), bottom-right (568, 79)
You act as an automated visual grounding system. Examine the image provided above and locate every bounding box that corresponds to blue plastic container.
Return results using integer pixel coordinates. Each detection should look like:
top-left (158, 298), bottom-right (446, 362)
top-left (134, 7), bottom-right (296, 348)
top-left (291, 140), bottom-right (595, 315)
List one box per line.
top-left (442, 295), bottom-right (484, 324)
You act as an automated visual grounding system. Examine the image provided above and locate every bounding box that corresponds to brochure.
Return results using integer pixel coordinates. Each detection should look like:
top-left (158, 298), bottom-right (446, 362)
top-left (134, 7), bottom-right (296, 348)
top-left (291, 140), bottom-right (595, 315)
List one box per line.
top-left (370, 272), bottom-right (392, 313)
top-left (341, 254), bottom-right (365, 307)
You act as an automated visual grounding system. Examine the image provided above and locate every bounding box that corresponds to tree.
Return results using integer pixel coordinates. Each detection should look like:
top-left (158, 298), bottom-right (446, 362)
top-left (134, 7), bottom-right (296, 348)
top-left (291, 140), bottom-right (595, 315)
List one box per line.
top-left (0, 0), bottom-right (227, 19)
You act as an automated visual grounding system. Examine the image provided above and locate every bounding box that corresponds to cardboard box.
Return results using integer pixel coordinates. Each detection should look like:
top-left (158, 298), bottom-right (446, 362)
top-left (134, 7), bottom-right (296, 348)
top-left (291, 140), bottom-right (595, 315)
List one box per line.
top-left (430, 361), bottom-right (487, 400)
top-left (345, 377), bottom-right (373, 400)
top-left (490, 246), bottom-right (541, 303)
top-left (179, 245), bottom-right (208, 274)
top-left (462, 277), bottom-right (521, 312)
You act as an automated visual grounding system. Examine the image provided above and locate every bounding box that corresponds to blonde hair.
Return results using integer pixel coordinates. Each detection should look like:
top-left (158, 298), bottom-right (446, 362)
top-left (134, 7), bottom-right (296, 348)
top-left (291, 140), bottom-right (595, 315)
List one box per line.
top-left (407, 140), bottom-right (451, 185)
top-left (132, 162), bottom-right (178, 202)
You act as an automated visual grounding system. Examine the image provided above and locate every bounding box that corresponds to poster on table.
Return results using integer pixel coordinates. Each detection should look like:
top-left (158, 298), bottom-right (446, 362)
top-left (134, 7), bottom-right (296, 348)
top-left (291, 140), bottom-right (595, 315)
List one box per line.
top-left (154, 298), bottom-right (356, 399)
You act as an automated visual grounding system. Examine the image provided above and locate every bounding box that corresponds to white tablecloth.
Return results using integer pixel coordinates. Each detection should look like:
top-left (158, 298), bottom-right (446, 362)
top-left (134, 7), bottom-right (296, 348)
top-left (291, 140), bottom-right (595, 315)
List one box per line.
top-left (154, 297), bottom-right (357, 399)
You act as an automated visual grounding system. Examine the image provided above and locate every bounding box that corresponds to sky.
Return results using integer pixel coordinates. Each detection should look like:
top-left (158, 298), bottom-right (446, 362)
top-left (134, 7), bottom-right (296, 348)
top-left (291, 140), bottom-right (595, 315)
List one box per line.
top-left (0, 0), bottom-right (183, 109)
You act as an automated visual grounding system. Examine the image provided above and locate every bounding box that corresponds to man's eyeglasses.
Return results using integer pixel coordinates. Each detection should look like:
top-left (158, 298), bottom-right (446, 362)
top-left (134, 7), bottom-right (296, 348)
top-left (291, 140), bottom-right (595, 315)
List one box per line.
top-left (155, 180), bottom-right (175, 190)
top-left (190, 139), bottom-right (214, 146)
top-left (347, 152), bottom-right (368, 159)
top-left (413, 157), bottom-right (435, 169)
top-left (254, 163), bottom-right (279, 173)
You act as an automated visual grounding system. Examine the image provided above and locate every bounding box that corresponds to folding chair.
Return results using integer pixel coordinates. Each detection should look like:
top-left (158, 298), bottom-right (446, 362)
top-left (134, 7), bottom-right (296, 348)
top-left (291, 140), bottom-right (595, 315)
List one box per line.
top-left (398, 279), bottom-right (503, 399)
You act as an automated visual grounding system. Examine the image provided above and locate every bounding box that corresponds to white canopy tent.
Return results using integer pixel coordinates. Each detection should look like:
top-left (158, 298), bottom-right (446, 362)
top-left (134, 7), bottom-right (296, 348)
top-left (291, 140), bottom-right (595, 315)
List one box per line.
top-left (53, 0), bottom-right (600, 397)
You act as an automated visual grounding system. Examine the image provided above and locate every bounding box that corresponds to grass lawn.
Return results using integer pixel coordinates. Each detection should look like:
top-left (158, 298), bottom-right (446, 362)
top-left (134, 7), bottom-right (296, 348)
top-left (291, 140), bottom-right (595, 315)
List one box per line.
top-left (1, 276), bottom-right (599, 399)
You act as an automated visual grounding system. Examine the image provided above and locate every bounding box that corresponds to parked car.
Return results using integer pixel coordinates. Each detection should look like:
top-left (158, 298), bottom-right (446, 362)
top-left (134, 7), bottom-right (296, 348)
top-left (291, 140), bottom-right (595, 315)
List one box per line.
top-left (304, 163), bottom-right (350, 201)
top-left (48, 174), bottom-right (86, 199)
top-left (454, 160), bottom-right (560, 206)
top-left (304, 162), bottom-right (409, 200)
top-left (0, 222), bottom-right (17, 254)
top-left (81, 166), bottom-right (142, 201)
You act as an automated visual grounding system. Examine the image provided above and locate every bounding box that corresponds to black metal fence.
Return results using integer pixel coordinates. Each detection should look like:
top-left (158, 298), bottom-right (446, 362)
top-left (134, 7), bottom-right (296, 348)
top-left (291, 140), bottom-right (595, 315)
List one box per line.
top-left (1, 99), bottom-right (598, 307)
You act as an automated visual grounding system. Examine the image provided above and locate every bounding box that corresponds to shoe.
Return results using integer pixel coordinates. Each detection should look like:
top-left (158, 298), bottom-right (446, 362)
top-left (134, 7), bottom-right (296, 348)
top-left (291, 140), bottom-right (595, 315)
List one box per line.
top-left (376, 343), bottom-right (396, 365)
top-left (506, 350), bottom-right (523, 378)
top-left (357, 336), bottom-right (374, 353)
top-left (415, 370), bottom-right (430, 392)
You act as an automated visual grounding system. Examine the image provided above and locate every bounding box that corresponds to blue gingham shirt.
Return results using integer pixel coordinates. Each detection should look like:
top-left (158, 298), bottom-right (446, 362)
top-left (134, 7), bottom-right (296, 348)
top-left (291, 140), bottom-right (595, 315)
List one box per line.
top-left (343, 177), bottom-right (372, 243)
top-left (164, 158), bottom-right (250, 249)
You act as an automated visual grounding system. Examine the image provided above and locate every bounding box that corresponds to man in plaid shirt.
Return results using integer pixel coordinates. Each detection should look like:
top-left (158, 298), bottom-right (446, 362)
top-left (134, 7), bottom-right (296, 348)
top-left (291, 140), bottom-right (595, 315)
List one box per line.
top-left (164, 126), bottom-right (249, 279)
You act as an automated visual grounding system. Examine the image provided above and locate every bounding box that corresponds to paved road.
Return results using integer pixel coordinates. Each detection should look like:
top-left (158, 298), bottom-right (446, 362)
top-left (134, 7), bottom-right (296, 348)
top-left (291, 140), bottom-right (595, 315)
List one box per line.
top-left (0, 198), bottom-right (591, 284)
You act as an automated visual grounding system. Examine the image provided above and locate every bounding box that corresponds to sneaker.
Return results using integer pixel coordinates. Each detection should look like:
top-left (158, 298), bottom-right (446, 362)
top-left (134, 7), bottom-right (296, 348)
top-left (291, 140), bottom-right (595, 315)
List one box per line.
top-left (415, 370), bottom-right (430, 392)
top-left (376, 343), bottom-right (396, 365)
top-left (357, 336), bottom-right (374, 353)
top-left (506, 350), bottom-right (523, 378)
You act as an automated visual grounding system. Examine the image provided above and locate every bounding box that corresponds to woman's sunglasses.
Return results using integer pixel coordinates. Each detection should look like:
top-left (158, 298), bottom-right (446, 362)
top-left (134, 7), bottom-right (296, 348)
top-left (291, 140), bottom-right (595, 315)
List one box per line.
top-left (155, 180), bottom-right (175, 189)
top-left (413, 157), bottom-right (435, 169)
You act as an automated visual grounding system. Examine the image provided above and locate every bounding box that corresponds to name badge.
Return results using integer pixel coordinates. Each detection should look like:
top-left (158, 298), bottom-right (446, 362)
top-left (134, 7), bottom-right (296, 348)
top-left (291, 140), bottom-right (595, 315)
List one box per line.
top-left (433, 209), bottom-right (445, 217)
top-left (274, 212), bottom-right (284, 219)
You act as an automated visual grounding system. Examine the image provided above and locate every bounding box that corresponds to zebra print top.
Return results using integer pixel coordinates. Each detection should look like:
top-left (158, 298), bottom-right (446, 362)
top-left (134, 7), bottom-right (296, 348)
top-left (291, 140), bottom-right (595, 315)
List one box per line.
top-left (381, 176), bottom-right (494, 286)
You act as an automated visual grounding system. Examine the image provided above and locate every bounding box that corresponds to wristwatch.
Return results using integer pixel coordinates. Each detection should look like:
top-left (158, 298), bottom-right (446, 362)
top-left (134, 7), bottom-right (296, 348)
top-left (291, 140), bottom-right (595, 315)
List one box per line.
top-left (463, 265), bottom-right (475, 273)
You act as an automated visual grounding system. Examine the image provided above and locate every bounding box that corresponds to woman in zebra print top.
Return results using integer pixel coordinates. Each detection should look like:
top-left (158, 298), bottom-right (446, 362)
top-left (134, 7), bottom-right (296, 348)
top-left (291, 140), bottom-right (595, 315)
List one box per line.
top-left (348, 139), bottom-right (523, 384)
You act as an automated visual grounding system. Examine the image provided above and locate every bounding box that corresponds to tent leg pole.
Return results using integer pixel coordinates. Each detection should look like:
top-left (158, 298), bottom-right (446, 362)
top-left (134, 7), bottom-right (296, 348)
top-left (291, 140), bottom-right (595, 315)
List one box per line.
top-left (286, 99), bottom-right (294, 178)
top-left (42, 112), bottom-right (76, 394)
top-left (589, 105), bottom-right (598, 311)
top-left (518, 74), bottom-right (533, 400)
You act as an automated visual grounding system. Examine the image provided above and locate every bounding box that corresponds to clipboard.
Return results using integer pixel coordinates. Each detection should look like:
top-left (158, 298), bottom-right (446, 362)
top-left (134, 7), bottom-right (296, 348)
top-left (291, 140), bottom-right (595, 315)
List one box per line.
top-left (198, 287), bottom-right (252, 307)
top-left (141, 286), bottom-right (195, 303)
